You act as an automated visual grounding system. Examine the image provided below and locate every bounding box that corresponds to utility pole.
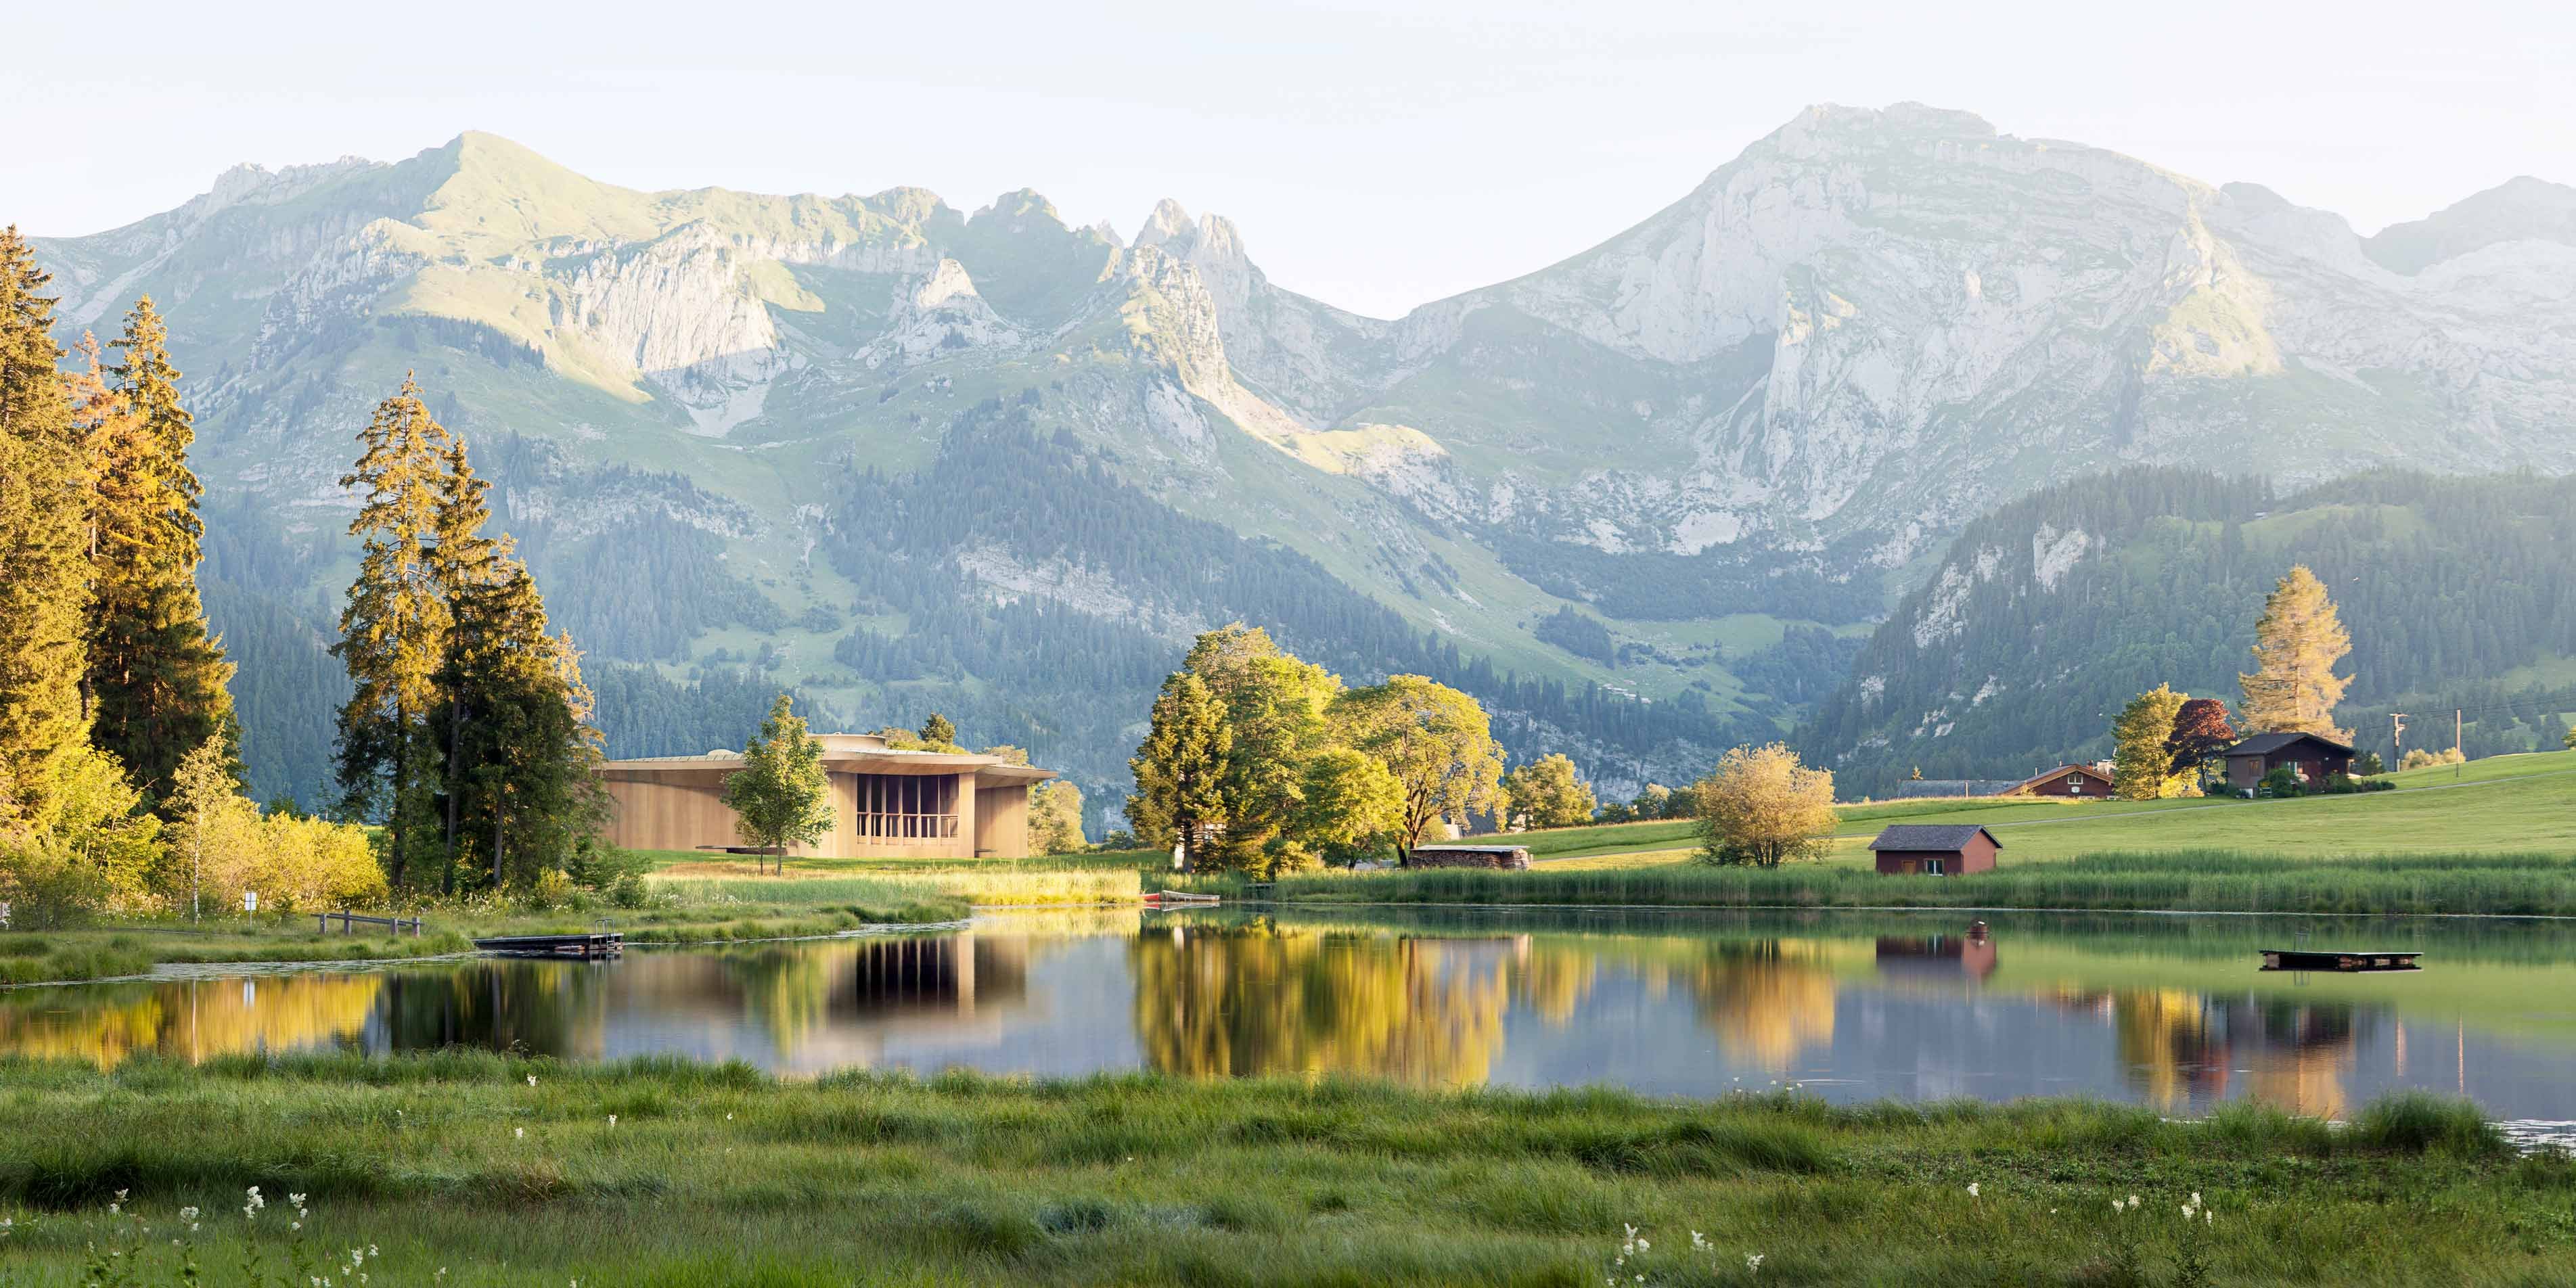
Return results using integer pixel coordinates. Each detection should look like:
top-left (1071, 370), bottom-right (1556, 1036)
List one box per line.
top-left (2391, 713), bottom-right (2408, 772)
top-left (2456, 708), bottom-right (2464, 781)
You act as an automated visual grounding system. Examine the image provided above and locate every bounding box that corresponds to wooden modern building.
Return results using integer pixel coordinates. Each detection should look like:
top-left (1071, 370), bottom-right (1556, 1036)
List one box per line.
top-left (2007, 763), bottom-right (2115, 798)
top-left (1866, 824), bottom-right (2002, 876)
top-left (2219, 732), bottom-right (2354, 791)
top-left (597, 733), bottom-right (1056, 859)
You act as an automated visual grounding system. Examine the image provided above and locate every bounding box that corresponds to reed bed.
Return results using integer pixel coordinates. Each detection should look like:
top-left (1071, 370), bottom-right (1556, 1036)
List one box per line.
top-left (1258, 850), bottom-right (2576, 917)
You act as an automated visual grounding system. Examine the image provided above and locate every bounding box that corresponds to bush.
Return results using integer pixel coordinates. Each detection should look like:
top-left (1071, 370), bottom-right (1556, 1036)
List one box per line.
top-left (2258, 766), bottom-right (2305, 798)
top-left (0, 844), bottom-right (112, 929)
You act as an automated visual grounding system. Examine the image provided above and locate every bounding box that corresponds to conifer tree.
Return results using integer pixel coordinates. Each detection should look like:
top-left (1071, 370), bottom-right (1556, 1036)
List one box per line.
top-left (0, 227), bottom-right (91, 832)
top-left (1125, 671), bottom-right (1231, 871)
top-left (424, 433), bottom-right (604, 890)
top-left (332, 376), bottom-right (453, 885)
top-left (2239, 566), bottom-right (2353, 740)
top-left (85, 298), bottom-right (235, 799)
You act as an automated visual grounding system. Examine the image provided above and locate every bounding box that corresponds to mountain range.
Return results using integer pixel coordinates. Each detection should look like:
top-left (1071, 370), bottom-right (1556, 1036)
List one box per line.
top-left (30, 104), bottom-right (2576, 816)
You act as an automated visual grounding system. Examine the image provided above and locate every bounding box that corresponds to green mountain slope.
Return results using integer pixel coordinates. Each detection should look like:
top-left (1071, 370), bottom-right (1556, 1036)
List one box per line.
top-left (28, 109), bottom-right (2576, 815)
top-left (1801, 469), bottom-right (2576, 797)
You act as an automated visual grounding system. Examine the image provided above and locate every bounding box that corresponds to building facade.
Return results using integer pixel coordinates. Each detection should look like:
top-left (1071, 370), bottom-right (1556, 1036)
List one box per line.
top-left (597, 733), bottom-right (1056, 859)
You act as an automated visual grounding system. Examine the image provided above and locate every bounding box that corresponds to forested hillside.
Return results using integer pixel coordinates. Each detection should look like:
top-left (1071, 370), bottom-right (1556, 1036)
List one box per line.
top-left (812, 401), bottom-right (1770, 821)
top-left (1803, 469), bottom-right (2576, 797)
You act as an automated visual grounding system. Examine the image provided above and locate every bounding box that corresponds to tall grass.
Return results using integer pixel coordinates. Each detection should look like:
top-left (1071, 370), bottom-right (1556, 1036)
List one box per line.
top-left (1260, 849), bottom-right (2576, 916)
top-left (0, 1053), bottom-right (2556, 1287)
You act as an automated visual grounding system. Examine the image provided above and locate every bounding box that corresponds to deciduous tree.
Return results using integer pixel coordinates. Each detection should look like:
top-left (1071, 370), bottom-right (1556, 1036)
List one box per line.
top-left (2112, 685), bottom-right (2190, 800)
top-left (1335, 675), bottom-right (1506, 861)
top-left (2167, 697), bottom-right (2237, 789)
top-left (721, 694), bottom-right (832, 874)
top-left (1502, 753), bottom-right (1596, 829)
top-left (2240, 566), bottom-right (2353, 740)
top-left (1028, 779), bottom-right (1087, 854)
top-left (1692, 743), bottom-right (1834, 867)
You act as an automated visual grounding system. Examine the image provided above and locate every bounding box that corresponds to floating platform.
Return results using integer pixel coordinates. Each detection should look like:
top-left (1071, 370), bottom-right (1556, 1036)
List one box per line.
top-left (472, 932), bottom-right (624, 959)
top-left (2261, 948), bottom-right (2421, 972)
top-left (1143, 891), bottom-right (1221, 906)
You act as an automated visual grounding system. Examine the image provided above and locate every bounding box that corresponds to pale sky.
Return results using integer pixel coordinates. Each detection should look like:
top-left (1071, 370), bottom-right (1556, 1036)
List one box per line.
top-left (9, 0), bottom-right (2571, 319)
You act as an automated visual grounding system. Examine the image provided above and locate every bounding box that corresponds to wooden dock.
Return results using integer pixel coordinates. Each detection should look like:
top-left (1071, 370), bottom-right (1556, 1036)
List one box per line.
top-left (2261, 948), bottom-right (2422, 972)
top-left (472, 932), bottom-right (624, 959)
top-left (1143, 891), bottom-right (1221, 906)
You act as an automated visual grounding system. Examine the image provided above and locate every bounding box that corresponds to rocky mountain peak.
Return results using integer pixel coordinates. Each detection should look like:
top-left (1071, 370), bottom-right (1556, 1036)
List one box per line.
top-left (2366, 175), bottom-right (2576, 273)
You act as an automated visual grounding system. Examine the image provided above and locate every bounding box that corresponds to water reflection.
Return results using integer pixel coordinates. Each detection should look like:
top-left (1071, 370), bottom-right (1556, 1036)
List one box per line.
top-left (6, 909), bottom-right (2573, 1122)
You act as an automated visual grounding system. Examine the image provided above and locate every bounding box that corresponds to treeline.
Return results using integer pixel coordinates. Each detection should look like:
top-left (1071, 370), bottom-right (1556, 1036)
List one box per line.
top-left (1491, 532), bottom-right (1883, 624)
top-left (815, 402), bottom-right (1765, 801)
top-left (1803, 467), bottom-right (2576, 796)
top-left (0, 231), bottom-right (378, 921)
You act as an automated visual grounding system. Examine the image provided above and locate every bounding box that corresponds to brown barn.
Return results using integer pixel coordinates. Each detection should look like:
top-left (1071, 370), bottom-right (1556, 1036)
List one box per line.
top-left (2008, 764), bottom-right (2115, 798)
top-left (2221, 732), bottom-right (2354, 791)
top-left (1867, 824), bottom-right (2002, 876)
top-left (597, 733), bottom-right (1056, 859)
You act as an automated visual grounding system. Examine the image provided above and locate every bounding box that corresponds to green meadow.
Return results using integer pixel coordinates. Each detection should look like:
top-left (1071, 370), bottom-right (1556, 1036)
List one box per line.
top-left (0, 1052), bottom-right (2567, 1287)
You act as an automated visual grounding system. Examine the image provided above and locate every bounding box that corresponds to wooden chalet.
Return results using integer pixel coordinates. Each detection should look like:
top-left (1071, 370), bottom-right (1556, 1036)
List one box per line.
top-left (1867, 824), bottom-right (2002, 876)
top-left (2219, 732), bottom-right (2354, 791)
top-left (597, 733), bottom-right (1056, 859)
top-left (2006, 763), bottom-right (2115, 798)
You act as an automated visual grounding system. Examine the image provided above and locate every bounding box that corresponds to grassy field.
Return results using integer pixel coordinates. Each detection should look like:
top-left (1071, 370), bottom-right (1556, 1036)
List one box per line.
top-left (0, 1052), bottom-right (2564, 1287)
top-left (1517, 750), bottom-right (2576, 870)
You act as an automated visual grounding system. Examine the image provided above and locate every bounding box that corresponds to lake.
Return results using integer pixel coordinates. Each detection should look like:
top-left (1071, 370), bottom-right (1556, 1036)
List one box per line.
top-left (9, 906), bottom-right (2575, 1128)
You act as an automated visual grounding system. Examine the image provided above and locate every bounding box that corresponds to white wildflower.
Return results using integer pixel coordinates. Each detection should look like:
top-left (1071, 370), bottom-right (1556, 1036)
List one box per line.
top-left (607, 1114), bottom-right (617, 1127)
top-left (515, 1128), bottom-right (525, 1139)
top-left (1747, 1252), bottom-right (1766, 1272)
top-left (527, 1076), bottom-right (538, 1087)
top-left (1968, 1182), bottom-right (1980, 1199)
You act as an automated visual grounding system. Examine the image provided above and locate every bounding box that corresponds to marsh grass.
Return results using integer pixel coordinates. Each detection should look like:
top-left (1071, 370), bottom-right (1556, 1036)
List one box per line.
top-left (1257, 849), bottom-right (2576, 916)
top-left (0, 1053), bottom-right (2560, 1286)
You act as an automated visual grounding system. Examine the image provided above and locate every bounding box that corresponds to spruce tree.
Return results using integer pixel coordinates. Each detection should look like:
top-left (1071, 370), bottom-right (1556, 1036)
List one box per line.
top-left (1125, 671), bottom-right (1231, 871)
top-left (425, 432), bottom-right (603, 890)
top-left (0, 227), bottom-right (91, 832)
top-left (86, 298), bottom-right (236, 799)
top-left (332, 376), bottom-right (453, 886)
top-left (2239, 566), bottom-right (2354, 740)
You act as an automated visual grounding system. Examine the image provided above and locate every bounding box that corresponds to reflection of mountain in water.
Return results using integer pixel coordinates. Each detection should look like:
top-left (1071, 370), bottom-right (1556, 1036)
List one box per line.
top-left (2063, 988), bottom-right (2373, 1116)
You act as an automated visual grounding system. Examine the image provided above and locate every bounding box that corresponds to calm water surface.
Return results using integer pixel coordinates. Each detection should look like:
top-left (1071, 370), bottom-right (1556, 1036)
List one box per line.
top-left (9, 907), bottom-right (2575, 1124)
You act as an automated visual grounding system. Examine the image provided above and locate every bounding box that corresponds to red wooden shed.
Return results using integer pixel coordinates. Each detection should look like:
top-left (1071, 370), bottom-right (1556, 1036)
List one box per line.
top-left (1867, 824), bottom-right (2002, 876)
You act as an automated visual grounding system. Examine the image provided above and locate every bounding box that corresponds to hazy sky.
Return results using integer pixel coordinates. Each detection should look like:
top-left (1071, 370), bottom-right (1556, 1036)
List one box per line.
top-left (10, 0), bottom-right (2571, 318)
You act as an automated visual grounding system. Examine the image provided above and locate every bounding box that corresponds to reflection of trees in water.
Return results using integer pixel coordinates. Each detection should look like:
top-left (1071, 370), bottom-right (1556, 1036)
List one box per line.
top-left (1510, 939), bottom-right (1597, 1025)
top-left (1131, 923), bottom-right (1510, 1084)
top-left (374, 964), bottom-right (604, 1059)
top-left (0, 975), bottom-right (382, 1067)
top-left (2066, 987), bottom-right (2371, 1116)
top-left (1675, 940), bottom-right (1836, 1072)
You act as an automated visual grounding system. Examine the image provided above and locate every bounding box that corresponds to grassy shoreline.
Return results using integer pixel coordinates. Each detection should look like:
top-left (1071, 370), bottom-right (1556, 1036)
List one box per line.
top-left (1224, 850), bottom-right (2576, 917)
top-left (0, 860), bottom-right (1150, 986)
top-left (0, 1052), bottom-right (2564, 1285)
